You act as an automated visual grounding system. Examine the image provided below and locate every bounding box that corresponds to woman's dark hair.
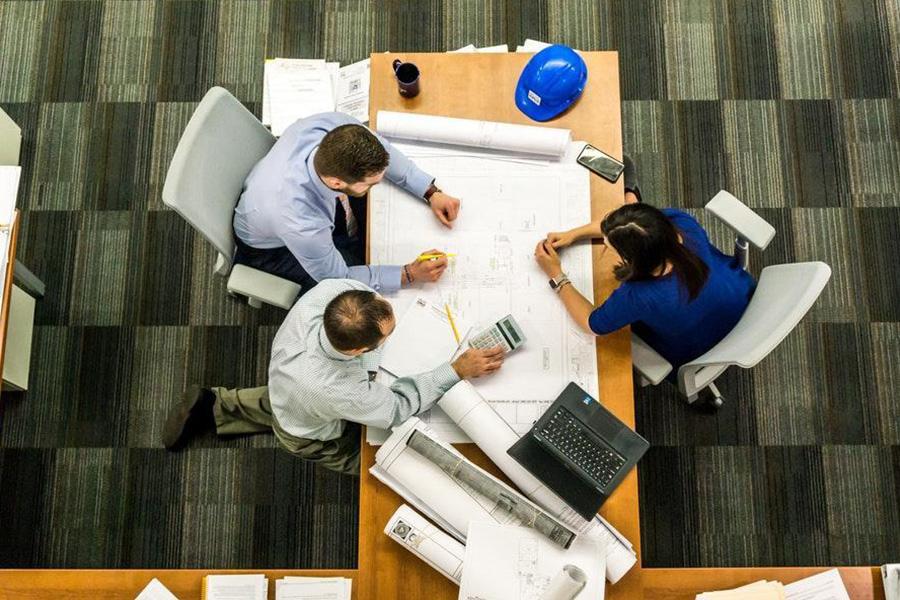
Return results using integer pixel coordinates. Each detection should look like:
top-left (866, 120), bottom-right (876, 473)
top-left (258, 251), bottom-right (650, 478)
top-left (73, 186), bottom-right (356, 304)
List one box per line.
top-left (600, 204), bottom-right (710, 301)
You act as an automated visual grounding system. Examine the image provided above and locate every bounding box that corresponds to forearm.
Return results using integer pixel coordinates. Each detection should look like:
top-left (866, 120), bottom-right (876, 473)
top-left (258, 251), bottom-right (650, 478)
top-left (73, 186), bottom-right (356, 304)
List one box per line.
top-left (557, 283), bottom-right (595, 334)
top-left (569, 220), bottom-right (604, 242)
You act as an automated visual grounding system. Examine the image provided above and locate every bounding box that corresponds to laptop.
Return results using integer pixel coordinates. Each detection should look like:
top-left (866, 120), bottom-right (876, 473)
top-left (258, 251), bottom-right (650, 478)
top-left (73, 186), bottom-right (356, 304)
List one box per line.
top-left (507, 382), bottom-right (649, 520)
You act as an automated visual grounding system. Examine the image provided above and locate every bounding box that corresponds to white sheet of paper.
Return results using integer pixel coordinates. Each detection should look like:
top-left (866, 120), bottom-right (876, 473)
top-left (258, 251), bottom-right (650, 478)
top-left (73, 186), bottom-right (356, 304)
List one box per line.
top-left (368, 137), bottom-right (596, 444)
top-left (277, 577), bottom-right (350, 600)
top-left (135, 578), bottom-right (180, 600)
top-left (0, 166), bottom-right (21, 321)
top-left (336, 58), bottom-right (371, 122)
top-left (379, 297), bottom-right (465, 378)
top-left (450, 44), bottom-right (477, 53)
top-left (883, 564), bottom-right (900, 600)
top-left (204, 574), bottom-right (267, 600)
top-left (784, 569), bottom-right (850, 600)
top-left (459, 521), bottom-right (606, 600)
top-left (267, 58), bottom-right (335, 136)
top-left (476, 44), bottom-right (509, 52)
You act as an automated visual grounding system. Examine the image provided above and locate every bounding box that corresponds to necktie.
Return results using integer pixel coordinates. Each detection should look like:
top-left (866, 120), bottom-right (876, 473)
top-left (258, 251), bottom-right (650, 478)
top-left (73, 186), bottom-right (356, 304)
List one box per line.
top-left (337, 194), bottom-right (358, 238)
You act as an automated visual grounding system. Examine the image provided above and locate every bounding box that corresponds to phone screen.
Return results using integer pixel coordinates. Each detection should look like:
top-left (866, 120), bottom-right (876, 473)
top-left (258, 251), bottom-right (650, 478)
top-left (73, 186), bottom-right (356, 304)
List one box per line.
top-left (577, 145), bottom-right (625, 182)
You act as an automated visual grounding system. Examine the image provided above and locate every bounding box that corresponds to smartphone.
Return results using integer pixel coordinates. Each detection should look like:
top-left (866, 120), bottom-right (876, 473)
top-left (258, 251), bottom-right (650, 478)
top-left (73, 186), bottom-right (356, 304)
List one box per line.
top-left (577, 144), bottom-right (625, 183)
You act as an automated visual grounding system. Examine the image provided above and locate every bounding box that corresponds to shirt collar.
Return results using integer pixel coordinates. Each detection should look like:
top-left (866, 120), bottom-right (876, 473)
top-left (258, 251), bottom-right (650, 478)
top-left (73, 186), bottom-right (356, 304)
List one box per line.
top-left (318, 327), bottom-right (356, 361)
top-left (307, 147), bottom-right (342, 203)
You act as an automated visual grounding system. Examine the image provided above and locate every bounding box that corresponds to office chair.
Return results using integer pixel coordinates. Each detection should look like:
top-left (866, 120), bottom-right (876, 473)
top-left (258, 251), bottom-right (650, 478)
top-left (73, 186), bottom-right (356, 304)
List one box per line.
top-left (162, 86), bottom-right (301, 309)
top-left (631, 191), bottom-right (831, 408)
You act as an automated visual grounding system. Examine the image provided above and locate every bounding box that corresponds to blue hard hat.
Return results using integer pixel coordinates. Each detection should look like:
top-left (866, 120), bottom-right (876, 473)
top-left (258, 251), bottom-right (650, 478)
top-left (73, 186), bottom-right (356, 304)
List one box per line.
top-left (515, 45), bottom-right (588, 122)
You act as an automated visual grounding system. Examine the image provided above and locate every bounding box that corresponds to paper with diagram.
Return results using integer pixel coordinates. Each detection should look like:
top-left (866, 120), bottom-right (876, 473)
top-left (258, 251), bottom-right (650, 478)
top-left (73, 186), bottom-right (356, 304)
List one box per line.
top-left (379, 297), bottom-right (465, 378)
top-left (368, 113), bottom-right (597, 444)
top-left (376, 111), bottom-right (572, 158)
top-left (384, 504), bottom-right (465, 584)
top-left (459, 522), bottom-right (605, 600)
top-left (435, 381), bottom-right (637, 583)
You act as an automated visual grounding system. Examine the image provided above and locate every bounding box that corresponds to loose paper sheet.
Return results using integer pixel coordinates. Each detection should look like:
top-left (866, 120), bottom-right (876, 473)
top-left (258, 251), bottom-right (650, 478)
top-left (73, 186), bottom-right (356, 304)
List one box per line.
top-left (0, 166), bottom-right (21, 320)
top-left (135, 578), bottom-right (180, 600)
top-left (459, 522), bottom-right (606, 600)
top-left (784, 570), bottom-right (850, 600)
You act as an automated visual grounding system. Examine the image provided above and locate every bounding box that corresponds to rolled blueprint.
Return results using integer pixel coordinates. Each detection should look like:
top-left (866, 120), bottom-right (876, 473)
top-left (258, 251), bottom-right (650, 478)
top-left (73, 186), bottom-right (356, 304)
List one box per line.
top-left (437, 380), bottom-right (638, 583)
top-left (384, 504), bottom-right (465, 584)
top-left (376, 111), bottom-right (572, 158)
top-left (406, 430), bottom-right (575, 549)
top-left (539, 565), bottom-right (588, 600)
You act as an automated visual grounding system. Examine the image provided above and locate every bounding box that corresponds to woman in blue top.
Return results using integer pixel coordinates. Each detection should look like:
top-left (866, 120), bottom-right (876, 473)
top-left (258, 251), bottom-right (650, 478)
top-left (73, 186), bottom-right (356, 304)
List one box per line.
top-left (534, 191), bottom-right (755, 377)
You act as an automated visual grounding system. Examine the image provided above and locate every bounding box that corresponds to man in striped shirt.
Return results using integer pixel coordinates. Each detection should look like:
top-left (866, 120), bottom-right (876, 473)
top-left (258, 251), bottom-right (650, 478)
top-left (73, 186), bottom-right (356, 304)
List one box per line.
top-left (162, 279), bottom-right (503, 474)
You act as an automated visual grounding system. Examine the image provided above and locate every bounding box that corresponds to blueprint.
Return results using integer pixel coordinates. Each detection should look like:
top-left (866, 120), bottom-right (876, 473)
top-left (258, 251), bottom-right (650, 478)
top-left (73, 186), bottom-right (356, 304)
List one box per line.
top-left (368, 139), bottom-right (598, 443)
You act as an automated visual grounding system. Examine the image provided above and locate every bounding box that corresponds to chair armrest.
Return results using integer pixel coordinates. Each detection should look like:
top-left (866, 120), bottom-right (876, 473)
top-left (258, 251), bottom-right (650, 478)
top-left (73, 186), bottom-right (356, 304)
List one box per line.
top-left (705, 190), bottom-right (776, 250)
top-left (631, 333), bottom-right (673, 385)
top-left (227, 265), bottom-right (301, 310)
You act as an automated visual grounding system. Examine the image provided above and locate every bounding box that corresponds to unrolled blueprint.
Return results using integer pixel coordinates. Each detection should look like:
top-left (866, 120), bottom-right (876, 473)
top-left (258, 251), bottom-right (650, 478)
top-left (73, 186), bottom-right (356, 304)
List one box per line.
top-left (368, 118), bottom-right (598, 444)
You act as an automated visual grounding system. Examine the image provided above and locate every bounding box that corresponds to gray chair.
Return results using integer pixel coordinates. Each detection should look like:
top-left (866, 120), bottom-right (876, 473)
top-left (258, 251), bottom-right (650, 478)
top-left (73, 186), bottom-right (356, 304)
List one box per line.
top-left (162, 86), bottom-right (301, 309)
top-left (631, 191), bottom-right (831, 407)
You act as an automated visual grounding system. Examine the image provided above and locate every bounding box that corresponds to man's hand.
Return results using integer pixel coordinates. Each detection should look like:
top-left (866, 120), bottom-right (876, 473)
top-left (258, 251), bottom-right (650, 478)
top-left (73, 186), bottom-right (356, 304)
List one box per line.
top-left (452, 347), bottom-right (505, 379)
top-left (429, 192), bottom-right (460, 228)
top-left (534, 239), bottom-right (563, 279)
top-left (404, 248), bottom-right (448, 285)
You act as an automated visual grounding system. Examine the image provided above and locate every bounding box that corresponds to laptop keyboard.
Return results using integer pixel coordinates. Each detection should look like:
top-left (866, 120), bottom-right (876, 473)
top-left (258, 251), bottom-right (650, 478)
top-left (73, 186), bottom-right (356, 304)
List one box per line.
top-left (537, 406), bottom-right (627, 489)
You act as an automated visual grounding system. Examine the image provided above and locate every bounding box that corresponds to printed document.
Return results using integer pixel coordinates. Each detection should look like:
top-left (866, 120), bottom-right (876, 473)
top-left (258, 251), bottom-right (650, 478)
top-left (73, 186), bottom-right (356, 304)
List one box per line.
top-left (784, 569), bottom-right (850, 600)
top-left (276, 577), bottom-right (351, 600)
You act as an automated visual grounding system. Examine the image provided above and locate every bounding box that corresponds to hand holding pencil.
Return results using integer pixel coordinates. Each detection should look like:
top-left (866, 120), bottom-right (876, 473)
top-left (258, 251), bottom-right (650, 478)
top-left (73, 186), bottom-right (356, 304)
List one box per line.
top-left (403, 248), bottom-right (450, 284)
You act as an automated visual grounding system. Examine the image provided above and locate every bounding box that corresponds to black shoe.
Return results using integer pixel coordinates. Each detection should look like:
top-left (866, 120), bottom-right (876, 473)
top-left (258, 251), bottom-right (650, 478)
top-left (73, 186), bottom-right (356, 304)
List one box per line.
top-left (163, 385), bottom-right (216, 450)
top-left (622, 154), bottom-right (643, 203)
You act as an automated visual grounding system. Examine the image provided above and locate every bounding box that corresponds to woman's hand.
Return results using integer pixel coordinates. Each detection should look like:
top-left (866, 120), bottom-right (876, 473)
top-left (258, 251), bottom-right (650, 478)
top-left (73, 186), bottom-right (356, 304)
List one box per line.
top-left (534, 240), bottom-right (563, 279)
top-left (545, 229), bottom-right (578, 249)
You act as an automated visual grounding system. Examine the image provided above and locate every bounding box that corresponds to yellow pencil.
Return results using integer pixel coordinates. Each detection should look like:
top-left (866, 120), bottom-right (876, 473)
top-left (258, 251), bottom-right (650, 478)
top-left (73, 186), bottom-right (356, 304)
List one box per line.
top-left (444, 303), bottom-right (461, 344)
top-left (417, 253), bottom-right (457, 261)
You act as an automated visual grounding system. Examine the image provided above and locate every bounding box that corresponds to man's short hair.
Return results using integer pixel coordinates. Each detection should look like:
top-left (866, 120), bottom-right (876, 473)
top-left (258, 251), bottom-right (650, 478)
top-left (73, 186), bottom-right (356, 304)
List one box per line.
top-left (313, 124), bottom-right (390, 184)
top-left (323, 289), bottom-right (394, 351)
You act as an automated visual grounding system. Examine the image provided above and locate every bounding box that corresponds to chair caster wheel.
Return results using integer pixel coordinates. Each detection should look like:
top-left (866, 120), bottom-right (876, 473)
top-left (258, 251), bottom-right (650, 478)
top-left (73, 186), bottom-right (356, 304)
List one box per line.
top-left (712, 396), bottom-right (724, 409)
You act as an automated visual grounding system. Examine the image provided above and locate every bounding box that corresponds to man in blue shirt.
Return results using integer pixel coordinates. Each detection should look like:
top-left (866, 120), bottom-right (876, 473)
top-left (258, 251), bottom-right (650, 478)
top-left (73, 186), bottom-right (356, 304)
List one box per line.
top-left (234, 112), bottom-right (462, 294)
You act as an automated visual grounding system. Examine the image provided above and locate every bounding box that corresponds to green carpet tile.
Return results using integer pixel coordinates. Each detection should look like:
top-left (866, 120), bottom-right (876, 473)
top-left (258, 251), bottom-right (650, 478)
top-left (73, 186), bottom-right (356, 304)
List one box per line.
top-left (0, 0), bottom-right (897, 568)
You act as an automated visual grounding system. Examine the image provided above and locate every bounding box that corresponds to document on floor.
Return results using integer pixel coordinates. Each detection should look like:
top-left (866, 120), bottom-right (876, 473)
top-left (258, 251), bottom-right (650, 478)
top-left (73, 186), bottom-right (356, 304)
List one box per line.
top-left (135, 578), bottom-right (180, 600)
top-left (202, 574), bottom-right (267, 600)
top-left (379, 297), bottom-right (466, 378)
top-left (784, 569), bottom-right (850, 600)
top-left (384, 504), bottom-right (465, 584)
top-left (275, 576), bottom-right (352, 600)
top-left (459, 521), bottom-right (606, 600)
top-left (368, 113), bottom-right (597, 444)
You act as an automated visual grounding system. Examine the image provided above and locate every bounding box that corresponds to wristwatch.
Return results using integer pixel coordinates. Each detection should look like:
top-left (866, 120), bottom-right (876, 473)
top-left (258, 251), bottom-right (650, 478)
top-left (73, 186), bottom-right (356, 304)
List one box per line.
top-left (549, 273), bottom-right (570, 293)
top-left (424, 183), bottom-right (441, 205)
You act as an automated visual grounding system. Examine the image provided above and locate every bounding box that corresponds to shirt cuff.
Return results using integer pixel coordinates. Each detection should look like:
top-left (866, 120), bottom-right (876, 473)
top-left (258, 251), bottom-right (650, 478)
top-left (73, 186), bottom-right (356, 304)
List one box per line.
top-left (431, 361), bottom-right (462, 393)
top-left (379, 265), bottom-right (403, 293)
top-left (407, 168), bottom-right (435, 201)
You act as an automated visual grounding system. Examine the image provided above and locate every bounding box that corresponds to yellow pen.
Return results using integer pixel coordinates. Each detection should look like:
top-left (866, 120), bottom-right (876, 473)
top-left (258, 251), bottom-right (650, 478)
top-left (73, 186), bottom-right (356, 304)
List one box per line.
top-left (417, 253), bottom-right (457, 262)
top-left (444, 303), bottom-right (461, 344)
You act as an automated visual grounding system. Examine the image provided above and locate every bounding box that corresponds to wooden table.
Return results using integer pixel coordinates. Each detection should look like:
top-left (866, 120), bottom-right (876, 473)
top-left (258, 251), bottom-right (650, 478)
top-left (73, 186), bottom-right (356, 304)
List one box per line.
top-left (0, 53), bottom-right (883, 599)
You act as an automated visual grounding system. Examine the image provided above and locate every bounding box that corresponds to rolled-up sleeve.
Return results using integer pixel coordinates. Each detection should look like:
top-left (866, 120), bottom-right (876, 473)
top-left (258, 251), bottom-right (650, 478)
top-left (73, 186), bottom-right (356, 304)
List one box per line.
top-left (284, 228), bottom-right (402, 293)
top-left (588, 286), bottom-right (646, 336)
top-left (337, 362), bottom-right (461, 430)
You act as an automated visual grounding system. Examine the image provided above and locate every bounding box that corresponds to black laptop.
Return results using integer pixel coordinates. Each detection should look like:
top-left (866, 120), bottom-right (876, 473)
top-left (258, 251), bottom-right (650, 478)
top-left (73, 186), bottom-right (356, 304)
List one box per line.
top-left (507, 382), bottom-right (649, 520)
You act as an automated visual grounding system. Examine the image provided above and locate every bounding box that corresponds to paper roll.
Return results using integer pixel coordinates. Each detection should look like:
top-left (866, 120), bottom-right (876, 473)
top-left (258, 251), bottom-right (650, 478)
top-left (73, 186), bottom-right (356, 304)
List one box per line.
top-left (539, 565), bottom-right (588, 600)
top-left (384, 504), bottom-right (465, 584)
top-left (376, 111), bottom-right (572, 158)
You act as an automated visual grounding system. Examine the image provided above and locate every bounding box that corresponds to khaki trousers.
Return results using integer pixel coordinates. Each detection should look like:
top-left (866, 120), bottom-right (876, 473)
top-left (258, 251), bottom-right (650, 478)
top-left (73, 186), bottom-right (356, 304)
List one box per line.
top-left (211, 386), bottom-right (361, 476)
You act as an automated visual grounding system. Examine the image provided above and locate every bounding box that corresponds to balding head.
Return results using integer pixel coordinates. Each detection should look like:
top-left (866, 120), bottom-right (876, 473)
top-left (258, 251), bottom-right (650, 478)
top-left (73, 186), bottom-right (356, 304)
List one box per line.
top-left (323, 289), bottom-right (395, 353)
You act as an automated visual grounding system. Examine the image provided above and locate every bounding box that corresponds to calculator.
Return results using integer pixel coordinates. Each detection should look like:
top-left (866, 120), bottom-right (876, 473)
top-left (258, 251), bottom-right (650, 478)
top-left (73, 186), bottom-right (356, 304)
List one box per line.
top-left (468, 315), bottom-right (526, 353)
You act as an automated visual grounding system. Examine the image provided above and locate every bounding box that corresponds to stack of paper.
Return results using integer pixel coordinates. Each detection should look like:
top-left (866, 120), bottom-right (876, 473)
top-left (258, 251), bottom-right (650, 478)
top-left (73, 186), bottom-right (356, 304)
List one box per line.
top-left (697, 569), bottom-right (851, 600)
top-left (202, 574), bottom-right (267, 600)
top-left (275, 576), bottom-right (352, 600)
top-left (697, 580), bottom-right (785, 600)
top-left (450, 44), bottom-right (510, 53)
top-left (135, 578), bottom-right (180, 600)
top-left (263, 57), bottom-right (371, 136)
